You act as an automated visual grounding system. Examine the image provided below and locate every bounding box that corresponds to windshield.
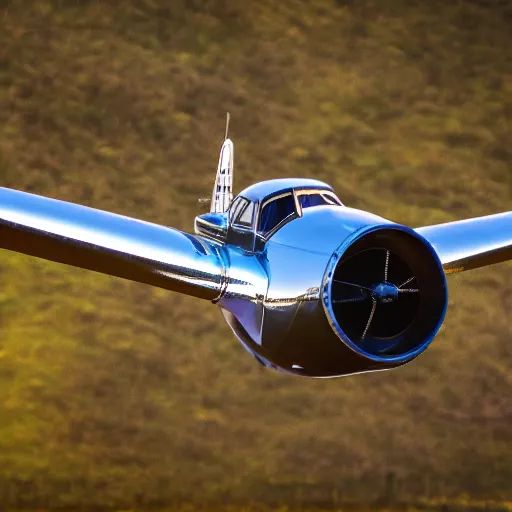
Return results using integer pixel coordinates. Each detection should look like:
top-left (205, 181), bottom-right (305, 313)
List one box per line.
top-left (258, 193), bottom-right (297, 236)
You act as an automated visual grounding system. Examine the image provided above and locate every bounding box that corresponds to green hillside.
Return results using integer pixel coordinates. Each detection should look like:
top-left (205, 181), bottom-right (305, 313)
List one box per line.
top-left (0, 0), bottom-right (511, 508)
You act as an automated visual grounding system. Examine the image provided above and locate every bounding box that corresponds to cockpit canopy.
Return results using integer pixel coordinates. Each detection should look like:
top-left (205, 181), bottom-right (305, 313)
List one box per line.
top-left (232, 179), bottom-right (342, 237)
top-left (255, 188), bottom-right (342, 238)
top-left (195, 178), bottom-right (343, 249)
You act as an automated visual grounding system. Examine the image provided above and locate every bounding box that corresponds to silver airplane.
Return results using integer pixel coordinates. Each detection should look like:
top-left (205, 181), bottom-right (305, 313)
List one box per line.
top-left (0, 134), bottom-right (510, 378)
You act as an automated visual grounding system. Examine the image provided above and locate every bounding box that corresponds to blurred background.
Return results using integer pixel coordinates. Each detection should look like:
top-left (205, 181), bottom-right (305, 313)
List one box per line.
top-left (0, 0), bottom-right (511, 509)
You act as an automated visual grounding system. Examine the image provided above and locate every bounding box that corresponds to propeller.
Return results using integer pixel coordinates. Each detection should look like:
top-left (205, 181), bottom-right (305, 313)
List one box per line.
top-left (331, 248), bottom-right (420, 351)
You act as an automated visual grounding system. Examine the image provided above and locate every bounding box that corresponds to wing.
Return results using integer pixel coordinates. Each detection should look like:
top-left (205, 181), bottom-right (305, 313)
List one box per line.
top-left (0, 187), bottom-right (225, 300)
top-left (416, 212), bottom-right (512, 274)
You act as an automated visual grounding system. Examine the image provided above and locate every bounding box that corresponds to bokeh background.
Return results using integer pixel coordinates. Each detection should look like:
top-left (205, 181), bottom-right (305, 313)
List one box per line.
top-left (0, 0), bottom-right (511, 509)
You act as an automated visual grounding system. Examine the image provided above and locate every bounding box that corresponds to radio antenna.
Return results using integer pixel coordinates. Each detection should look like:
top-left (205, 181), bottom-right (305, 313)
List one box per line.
top-left (224, 112), bottom-right (230, 141)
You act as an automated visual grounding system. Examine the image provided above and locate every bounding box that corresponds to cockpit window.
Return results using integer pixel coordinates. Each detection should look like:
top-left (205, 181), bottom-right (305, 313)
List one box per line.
top-left (229, 197), bottom-right (246, 223)
top-left (236, 201), bottom-right (255, 227)
top-left (230, 196), bottom-right (256, 228)
top-left (298, 193), bottom-right (331, 209)
top-left (296, 190), bottom-right (343, 210)
top-left (258, 193), bottom-right (297, 236)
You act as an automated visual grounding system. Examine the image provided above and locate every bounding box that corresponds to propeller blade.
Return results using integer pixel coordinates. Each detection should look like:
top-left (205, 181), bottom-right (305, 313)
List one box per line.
top-left (333, 280), bottom-right (374, 293)
top-left (361, 297), bottom-right (377, 340)
top-left (332, 296), bottom-right (368, 304)
top-left (398, 276), bottom-right (415, 288)
top-left (384, 249), bottom-right (390, 282)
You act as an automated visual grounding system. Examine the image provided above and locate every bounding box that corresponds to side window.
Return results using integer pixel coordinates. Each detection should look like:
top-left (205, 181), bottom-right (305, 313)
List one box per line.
top-left (229, 197), bottom-right (245, 223)
top-left (258, 193), bottom-right (296, 236)
top-left (235, 201), bottom-right (255, 227)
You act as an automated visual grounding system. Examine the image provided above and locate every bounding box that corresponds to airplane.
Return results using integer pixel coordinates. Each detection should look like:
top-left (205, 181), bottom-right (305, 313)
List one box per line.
top-left (0, 124), bottom-right (510, 378)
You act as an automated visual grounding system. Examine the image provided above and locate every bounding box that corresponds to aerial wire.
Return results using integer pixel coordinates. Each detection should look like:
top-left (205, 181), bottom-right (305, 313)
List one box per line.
top-left (225, 112), bottom-right (230, 140)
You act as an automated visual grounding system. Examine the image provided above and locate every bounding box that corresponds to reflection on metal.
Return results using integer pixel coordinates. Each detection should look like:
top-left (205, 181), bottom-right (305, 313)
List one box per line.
top-left (194, 212), bottom-right (228, 243)
top-left (416, 212), bottom-right (512, 273)
top-left (0, 188), bottom-right (225, 300)
top-left (0, 134), bottom-right (510, 378)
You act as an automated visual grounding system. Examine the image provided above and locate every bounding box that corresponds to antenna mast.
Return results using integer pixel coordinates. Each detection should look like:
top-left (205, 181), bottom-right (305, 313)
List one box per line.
top-left (224, 112), bottom-right (230, 140)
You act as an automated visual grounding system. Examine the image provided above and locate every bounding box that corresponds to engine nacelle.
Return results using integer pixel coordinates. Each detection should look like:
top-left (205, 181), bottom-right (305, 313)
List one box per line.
top-left (321, 225), bottom-right (448, 375)
top-left (220, 221), bottom-right (447, 378)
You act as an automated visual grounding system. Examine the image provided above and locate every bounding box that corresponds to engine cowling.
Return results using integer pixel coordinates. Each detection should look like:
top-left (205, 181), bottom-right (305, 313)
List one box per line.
top-left (322, 225), bottom-right (448, 369)
top-left (220, 222), bottom-right (448, 378)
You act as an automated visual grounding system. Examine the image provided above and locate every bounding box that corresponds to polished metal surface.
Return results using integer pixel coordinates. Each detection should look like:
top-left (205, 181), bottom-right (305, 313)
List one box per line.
top-left (0, 187), bottom-right (225, 300)
top-left (0, 135), bottom-right (510, 378)
top-left (238, 178), bottom-right (333, 203)
top-left (194, 211), bottom-right (228, 243)
top-left (416, 212), bottom-right (512, 273)
top-left (269, 205), bottom-right (391, 255)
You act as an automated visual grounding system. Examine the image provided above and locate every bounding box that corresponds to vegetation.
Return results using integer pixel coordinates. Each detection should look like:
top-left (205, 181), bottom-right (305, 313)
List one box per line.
top-left (0, 0), bottom-right (511, 508)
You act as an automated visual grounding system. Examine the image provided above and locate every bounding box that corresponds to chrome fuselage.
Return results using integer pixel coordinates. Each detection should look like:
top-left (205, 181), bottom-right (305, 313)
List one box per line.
top-left (215, 206), bottom-right (391, 377)
top-left (195, 182), bottom-right (447, 378)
